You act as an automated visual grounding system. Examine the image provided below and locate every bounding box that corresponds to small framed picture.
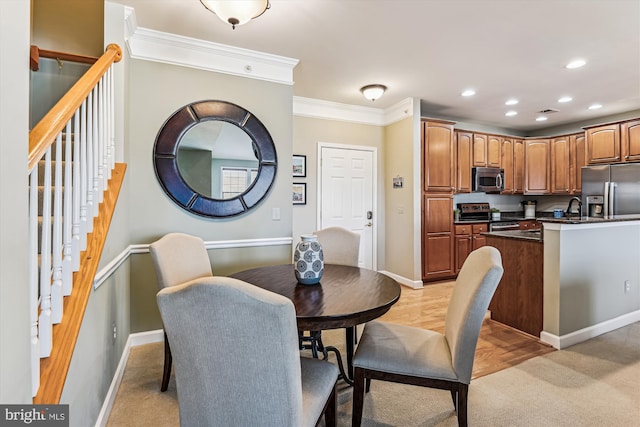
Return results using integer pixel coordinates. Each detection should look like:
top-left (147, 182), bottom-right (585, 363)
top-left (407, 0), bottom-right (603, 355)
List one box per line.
top-left (293, 183), bottom-right (307, 205)
top-left (292, 155), bottom-right (306, 177)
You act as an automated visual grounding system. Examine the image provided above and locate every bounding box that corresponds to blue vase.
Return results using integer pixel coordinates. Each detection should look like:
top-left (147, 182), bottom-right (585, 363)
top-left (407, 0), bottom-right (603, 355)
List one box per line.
top-left (294, 234), bottom-right (324, 285)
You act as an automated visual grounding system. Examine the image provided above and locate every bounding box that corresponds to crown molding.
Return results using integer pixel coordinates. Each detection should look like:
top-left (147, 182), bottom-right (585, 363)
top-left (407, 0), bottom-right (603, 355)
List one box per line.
top-left (123, 6), bottom-right (298, 85)
top-left (293, 97), bottom-right (414, 126)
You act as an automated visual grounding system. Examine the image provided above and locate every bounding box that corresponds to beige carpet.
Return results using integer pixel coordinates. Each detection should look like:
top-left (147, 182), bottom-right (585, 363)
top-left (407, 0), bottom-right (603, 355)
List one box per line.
top-left (107, 323), bottom-right (640, 426)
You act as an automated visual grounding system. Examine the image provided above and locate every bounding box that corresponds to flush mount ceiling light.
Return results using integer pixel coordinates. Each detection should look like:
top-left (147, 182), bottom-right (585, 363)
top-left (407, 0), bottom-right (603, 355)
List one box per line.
top-left (360, 84), bottom-right (387, 102)
top-left (536, 116), bottom-right (548, 122)
top-left (200, 0), bottom-right (270, 29)
top-left (566, 59), bottom-right (586, 69)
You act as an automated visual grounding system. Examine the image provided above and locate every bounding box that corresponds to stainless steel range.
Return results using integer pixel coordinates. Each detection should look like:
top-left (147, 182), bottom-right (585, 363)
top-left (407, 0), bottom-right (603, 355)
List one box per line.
top-left (457, 202), bottom-right (521, 231)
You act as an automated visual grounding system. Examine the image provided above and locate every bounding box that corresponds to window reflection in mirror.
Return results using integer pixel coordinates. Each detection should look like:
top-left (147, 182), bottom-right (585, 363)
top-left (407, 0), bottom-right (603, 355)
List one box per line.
top-left (177, 120), bottom-right (259, 199)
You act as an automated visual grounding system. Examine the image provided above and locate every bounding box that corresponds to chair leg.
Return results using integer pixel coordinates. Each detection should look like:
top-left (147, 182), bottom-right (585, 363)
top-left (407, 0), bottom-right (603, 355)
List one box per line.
top-left (160, 332), bottom-right (172, 392)
top-left (456, 383), bottom-right (468, 427)
top-left (351, 368), bottom-right (366, 427)
top-left (324, 383), bottom-right (337, 427)
top-left (365, 377), bottom-right (371, 393)
top-left (450, 388), bottom-right (457, 410)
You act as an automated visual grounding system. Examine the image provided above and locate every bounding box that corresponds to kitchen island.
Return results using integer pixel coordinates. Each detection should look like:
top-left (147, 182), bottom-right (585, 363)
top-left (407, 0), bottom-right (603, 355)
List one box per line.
top-left (485, 215), bottom-right (640, 349)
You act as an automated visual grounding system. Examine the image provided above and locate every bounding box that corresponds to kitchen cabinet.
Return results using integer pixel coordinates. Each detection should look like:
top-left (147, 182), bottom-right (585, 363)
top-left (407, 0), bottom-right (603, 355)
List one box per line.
top-left (621, 119), bottom-right (640, 162)
top-left (422, 194), bottom-right (455, 280)
top-left (513, 139), bottom-right (525, 193)
top-left (586, 123), bottom-right (621, 164)
top-left (486, 234), bottom-right (543, 336)
top-left (455, 131), bottom-right (472, 193)
top-left (472, 133), bottom-right (487, 166)
top-left (519, 220), bottom-right (541, 230)
top-left (454, 222), bottom-right (487, 272)
top-left (501, 138), bottom-right (514, 193)
top-left (487, 135), bottom-right (502, 167)
top-left (569, 132), bottom-right (586, 194)
top-left (525, 139), bottom-right (550, 194)
top-left (422, 120), bottom-right (455, 192)
top-left (551, 135), bottom-right (570, 194)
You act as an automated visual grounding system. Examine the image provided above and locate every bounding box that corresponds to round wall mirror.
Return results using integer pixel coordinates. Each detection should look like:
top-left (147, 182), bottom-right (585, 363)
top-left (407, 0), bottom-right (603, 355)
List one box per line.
top-left (153, 100), bottom-right (277, 218)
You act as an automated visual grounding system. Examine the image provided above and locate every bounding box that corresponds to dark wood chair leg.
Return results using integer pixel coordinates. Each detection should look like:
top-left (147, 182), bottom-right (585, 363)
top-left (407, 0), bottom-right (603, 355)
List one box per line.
top-left (365, 378), bottom-right (371, 393)
top-left (160, 332), bottom-right (172, 392)
top-left (324, 384), bottom-right (337, 427)
top-left (352, 368), bottom-right (366, 427)
top-left (457, 383), bottom-right (468, 427)
top-left (450, 388), bottom-right (457, 410)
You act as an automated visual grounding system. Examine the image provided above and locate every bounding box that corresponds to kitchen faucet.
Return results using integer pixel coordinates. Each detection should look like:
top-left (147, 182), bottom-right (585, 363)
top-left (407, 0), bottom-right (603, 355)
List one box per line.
top-left (565, 196), bottom-right (583, 217)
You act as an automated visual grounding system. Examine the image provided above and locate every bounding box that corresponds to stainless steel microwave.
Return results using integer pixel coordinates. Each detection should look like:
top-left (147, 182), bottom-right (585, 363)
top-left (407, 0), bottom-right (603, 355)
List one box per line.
top-left (472, 167), bottom-right (504, 193)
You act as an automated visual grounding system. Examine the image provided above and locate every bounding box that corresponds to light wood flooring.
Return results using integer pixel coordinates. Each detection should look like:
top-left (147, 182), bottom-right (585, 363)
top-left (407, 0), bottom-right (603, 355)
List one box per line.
top-left (379, 280), bottom-right (555, 379)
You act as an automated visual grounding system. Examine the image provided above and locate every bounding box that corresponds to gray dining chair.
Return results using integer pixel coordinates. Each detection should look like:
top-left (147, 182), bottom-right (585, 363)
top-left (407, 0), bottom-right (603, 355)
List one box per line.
top-left (157, 276), bottom-right (339, 427)
top-left (313, 226), bottom-right (361, 267)
top-left (149, 232), bottom-right (212, 391)
top-left (351, 246), bottom-right (504, 427)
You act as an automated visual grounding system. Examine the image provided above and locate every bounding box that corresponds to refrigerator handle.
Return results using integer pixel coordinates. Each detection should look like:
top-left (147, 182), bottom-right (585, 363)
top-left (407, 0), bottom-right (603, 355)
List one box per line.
top-left (609, 182), bottom-right (616, 216)
top-left (604, 182), bottom-right (610, 216)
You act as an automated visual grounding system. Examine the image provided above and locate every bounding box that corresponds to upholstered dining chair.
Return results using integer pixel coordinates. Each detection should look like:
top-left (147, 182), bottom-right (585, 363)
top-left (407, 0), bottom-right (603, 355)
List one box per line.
top-left (351, 246), bottom-right (504, 427)
top-left (157, 276), bottom-right (339, 427)
top-left (313, 226), bottom-right (361, 267)
top-left (149, 232), bottom-right (212, 392)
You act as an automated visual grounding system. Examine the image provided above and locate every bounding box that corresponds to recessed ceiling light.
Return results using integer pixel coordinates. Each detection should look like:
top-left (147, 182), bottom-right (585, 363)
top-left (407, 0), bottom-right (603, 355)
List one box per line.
top-left (505, 99), bottom-right (519, 106)
top-left (536, 116), bottom-right (548, 122)
top-left (588, 103), bottom-right (603, 110)
top-left (505, 111), bottom-right (518, 117)
top-left (461, 89), bottom-right (476, 97)
top-left (566, 59), bottom-right (586, 69)
top-left (558, 96), bottom-right (573, 103)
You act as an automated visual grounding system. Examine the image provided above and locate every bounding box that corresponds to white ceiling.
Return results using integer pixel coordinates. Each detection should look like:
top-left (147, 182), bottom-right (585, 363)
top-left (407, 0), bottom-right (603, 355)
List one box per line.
top-left (113, 0), bottom-right (640, 133)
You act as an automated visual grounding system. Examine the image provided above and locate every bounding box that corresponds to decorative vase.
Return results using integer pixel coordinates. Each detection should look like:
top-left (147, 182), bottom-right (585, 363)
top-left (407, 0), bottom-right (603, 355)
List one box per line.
top-left (294, 234), bottom-right (324, 285)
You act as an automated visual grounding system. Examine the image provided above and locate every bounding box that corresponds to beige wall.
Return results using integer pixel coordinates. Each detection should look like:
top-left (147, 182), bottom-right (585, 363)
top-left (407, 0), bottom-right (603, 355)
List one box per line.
top-left (32, 0), bottom-right (103, 56)
top-left (292, 116), bottom-right (385, 265)
top-left (383, 117), bottom-right (418, 280)
top-left (0, 0), bottom-right (32, 404)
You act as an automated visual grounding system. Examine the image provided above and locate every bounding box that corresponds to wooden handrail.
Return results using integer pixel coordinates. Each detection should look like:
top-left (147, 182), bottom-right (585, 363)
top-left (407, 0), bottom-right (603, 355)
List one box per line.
top-left (28, 43), bottom-right (122, 172)
top-left (30, 45), bottom-right (99, 72)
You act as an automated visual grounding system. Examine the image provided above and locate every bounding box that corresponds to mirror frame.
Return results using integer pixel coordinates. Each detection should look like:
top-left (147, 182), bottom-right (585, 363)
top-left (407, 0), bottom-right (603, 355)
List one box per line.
top-left (153, 100), bottom-right (277, 218)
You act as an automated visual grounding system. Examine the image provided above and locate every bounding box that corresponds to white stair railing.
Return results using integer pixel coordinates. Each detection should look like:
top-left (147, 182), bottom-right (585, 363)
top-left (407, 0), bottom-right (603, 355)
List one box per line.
top-left (28, 44), bottom-right (122, 397)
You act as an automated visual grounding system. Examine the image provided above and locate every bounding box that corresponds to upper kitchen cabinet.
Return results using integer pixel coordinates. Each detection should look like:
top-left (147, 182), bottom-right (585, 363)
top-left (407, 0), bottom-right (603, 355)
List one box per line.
top-left (551, 135), bottom-right (570, 194)
top-left (501, 138), bottom-right (514, 193)
top-left (422, 120), bottom-right (455, 192)
top-left (472, 133), bottom-right (501, 167)
top-left (585, 123), bottom-right (620, 164)
top-left (569, 132), bottom-right (586, 194)
top-left (455, 131), bottom-right (472, 193)
top-left (525, 139), bottom-right (550, 194)
top-left (621, 119), bottom-right (640, 162)
top-left (513, 139), bottom-right (525, 194)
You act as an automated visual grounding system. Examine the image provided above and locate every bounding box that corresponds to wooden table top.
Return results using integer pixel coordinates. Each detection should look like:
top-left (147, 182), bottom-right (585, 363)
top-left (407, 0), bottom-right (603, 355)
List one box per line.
top-left (230, 264), bottom-right (401, 331)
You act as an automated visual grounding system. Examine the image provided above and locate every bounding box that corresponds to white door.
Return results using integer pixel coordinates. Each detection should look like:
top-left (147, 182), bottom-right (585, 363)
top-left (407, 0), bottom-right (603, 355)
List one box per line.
top-left (318, 145), bottom-right (376, 269)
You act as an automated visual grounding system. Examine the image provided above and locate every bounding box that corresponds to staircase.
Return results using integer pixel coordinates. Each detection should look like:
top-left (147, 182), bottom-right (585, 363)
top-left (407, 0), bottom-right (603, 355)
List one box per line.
top-left (28, 44), bottom-right (125, 404)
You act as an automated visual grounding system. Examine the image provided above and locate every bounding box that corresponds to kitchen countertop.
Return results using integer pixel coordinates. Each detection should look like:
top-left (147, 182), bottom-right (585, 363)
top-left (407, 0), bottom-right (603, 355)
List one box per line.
top-left (537, 214), bottom-right (640, 224)
top-left (483, 229), bottom-right (543, 242)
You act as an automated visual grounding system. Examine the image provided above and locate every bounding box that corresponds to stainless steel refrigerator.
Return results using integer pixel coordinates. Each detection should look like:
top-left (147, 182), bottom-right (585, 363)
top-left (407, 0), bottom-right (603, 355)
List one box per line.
top-left (581, 163), bottom-right (640, 216)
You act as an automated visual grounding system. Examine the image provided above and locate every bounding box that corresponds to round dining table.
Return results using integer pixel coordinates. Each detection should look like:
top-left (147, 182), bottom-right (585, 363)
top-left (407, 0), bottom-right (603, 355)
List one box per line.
top-left (230, 263), bottom-right (401, 382)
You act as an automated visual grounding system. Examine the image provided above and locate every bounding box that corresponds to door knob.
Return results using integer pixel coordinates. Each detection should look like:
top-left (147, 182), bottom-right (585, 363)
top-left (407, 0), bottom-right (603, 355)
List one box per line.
top-left (366, 222), bottom-right (373, 227)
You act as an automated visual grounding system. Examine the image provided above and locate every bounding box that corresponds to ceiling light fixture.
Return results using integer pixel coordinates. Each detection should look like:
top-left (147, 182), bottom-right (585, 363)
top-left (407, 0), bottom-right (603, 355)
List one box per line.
top-left (566, 59), bottom-right (586, 69)
top-left (536, 116), bottom-right (548, 122)
top-left (200, 0), bottom-right (270, 29)
top-left (558, 96), bottom-right (573, 103)
top-left (588, 103), bottom-right (603, 110)
top-left (461, 89), bottom-right (476, 97)
top-left (360, 84), bottom-right (387, 102)
top-left (505, 99), bottom-right (519, 106)
top-left (505, 111), bottom-right (518, 117)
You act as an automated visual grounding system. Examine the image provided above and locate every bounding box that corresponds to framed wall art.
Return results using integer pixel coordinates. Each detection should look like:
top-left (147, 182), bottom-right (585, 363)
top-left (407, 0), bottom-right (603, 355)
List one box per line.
top-left (293, 182), bottom-right (307, 205)
top-left (292, 155), bottom-right (306, 177)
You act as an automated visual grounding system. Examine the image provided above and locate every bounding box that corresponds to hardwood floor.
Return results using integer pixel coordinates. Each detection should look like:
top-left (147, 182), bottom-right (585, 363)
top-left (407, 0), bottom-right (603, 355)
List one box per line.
top-left (376, 280), bottom-right (555, 379)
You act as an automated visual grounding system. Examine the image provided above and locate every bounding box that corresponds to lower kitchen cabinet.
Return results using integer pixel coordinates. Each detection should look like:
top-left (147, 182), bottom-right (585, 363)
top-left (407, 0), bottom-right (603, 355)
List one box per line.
top-left (519, 220), bottom-right (541, 230)
top-left (486, 235), bottom-right (543, 336)
top-left (454, 223), bottom-right (487, 272)
top-left (422, 194), bottom-right (455, 281)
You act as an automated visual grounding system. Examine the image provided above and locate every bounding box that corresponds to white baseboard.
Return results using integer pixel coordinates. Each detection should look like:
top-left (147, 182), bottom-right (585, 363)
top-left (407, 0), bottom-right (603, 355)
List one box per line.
top-left (378, 270), bottom-right (423, 289)
top-left (94, 330), bottom-right (164, 427)
top-left (540, 310), bottom-right (640, 349)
